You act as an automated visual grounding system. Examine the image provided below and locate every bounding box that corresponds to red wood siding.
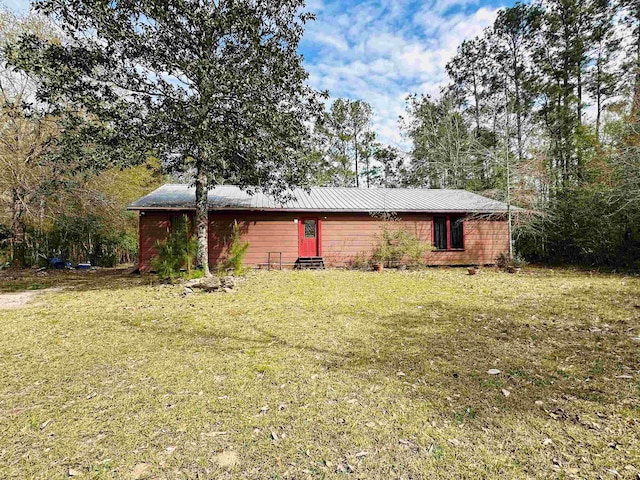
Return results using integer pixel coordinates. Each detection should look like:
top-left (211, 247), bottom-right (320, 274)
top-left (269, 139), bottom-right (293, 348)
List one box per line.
top-left (137, 210), bottom-right (509, 270)
top-left (424, 219), bottom-right (509, 265)
top-left (208, 212), bottom-right (298, 267)
top-left (138, 211), bottom-right (170, 272)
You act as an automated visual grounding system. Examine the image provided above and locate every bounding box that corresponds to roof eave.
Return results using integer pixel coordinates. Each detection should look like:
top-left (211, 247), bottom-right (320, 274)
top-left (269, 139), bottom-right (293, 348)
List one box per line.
top-left (128, 205), bottom-right (511, 214)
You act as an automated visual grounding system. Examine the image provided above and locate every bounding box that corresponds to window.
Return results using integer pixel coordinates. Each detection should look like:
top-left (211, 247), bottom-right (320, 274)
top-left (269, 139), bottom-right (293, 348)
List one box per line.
top-left (450, 215), bottom-right (464, 249)
top-left (433, 216), bottom-right (447, 250)
top-left (433, 215), bottom-right (464, 250)
top-left (304, 219), bottom-right (316, 238)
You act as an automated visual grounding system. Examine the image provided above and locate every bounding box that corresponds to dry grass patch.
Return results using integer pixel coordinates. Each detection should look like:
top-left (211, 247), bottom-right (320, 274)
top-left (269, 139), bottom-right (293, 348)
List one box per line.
top-left (0, 267), bottom-right (639, 479)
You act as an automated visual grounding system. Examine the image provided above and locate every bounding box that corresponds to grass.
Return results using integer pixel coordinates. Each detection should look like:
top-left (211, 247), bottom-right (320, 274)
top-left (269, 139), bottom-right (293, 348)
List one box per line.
top-left (0, 267), bottom-right (639, 479)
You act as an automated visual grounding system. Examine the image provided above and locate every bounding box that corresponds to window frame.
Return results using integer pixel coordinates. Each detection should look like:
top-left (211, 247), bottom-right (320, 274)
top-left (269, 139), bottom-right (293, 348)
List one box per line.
top-left (432, 214), bottom-right (465, 251)
top-left (303, 219), bottom-right (317, 238)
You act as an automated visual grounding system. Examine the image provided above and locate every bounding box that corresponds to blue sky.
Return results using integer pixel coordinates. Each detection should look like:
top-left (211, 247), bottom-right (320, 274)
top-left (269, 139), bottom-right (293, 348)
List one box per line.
top-left (299, 0), bottom-right (511, 147)
top-left (3, 0), bottom-right (512, 147)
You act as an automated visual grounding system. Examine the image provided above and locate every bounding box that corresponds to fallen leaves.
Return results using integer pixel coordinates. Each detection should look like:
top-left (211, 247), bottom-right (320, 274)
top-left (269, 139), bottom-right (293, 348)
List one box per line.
top-left (201, 431), bottom-right (228, 437)
top-left (213, 450), bottom-right (239, 468)
top-left (336, 462), bottom-right (354, 473)
top-left (130, 463), bottom-right (150, 479)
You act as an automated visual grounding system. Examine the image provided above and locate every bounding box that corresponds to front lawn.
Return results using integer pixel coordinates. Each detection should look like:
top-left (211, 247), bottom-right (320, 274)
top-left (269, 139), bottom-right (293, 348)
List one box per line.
top-left (0, 268), bottom-right (639, 479)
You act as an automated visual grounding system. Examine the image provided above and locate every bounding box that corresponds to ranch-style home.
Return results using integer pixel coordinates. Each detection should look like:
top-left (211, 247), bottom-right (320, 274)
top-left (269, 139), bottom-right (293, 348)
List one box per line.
top-left (128, 184), bottom-right (513, 271)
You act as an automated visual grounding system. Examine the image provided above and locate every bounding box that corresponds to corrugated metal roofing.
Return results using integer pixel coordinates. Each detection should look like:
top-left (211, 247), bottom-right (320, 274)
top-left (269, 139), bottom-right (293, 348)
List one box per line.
top-left (128, 184), bottom-right (514, 213)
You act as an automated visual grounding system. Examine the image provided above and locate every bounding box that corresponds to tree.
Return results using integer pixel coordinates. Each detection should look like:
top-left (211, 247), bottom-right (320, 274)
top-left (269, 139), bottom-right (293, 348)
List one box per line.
top-left (9, 0), bottom-right (324, 276)
top-left (359, 131), bottom-right (377, 188)
top-left (348, 100), bottom-right (374, 188)
top-left (0, 11), bottom-right (60, 265)
top-left (620, 0), bottom-right (640, 116)
top-left (586, 0), bottom-right (620, 141)
top-left (311, 98), bottom-right (375, 187)
top-left (532, 0), bottom-right (604, 188)
top-left (372, 144), bottom-right (405, 188)
top-left (403, 94), bottom-right (481, 189)
top-left (492, 2), bottom-right (542, 165)
top-left (446, 37), bottom-right (491, 135)
top-left (314, 99), bottom-right (354, 186)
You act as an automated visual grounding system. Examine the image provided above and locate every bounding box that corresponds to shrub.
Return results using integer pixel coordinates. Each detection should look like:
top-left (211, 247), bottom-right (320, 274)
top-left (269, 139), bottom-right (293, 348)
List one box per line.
top-left (221, 220), bottom-right (250, 276)
top-left (348, 251), bottom-right (372, 270)
top-left (151, 215), bottom-right (198, 281)
top-left (372, 221), bottom-right (432, 268)
top-left (496, 252), bottom-right (528, 270)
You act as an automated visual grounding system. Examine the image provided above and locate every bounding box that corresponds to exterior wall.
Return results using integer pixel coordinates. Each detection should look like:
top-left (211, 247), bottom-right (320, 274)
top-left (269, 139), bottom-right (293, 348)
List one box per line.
top-left (137, 210), bottom-right (510, 271)
top-left (208, 212), bottom-right (298, 267)
top-left (321, 213), bottom-right (429, 266)
top-left (424, 219), bottom-right (509, 265)
top-left (138, 211), bottom-right (170, 272)
top-left (138, 210), bottom-right (193, 272)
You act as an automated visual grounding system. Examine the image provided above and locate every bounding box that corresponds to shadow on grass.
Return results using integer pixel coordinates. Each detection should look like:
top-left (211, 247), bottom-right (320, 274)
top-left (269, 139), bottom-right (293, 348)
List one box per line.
top-left (0, 267), bottom-right (155, 293)
top-left (130, 285), bottom-right (639, 427)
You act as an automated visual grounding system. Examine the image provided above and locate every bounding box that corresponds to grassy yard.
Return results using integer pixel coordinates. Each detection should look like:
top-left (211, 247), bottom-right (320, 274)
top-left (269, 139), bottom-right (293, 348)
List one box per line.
top-left (0, 267), bottom-right (639, 479)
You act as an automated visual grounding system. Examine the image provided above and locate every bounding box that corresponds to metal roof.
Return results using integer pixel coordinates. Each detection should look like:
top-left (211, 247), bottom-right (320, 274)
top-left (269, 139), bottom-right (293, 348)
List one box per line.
top-left (128, 184), bottom-right (514, 213)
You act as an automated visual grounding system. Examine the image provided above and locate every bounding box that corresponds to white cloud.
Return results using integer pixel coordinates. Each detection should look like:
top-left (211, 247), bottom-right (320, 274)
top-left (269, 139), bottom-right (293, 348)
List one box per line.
top-left (1, 0), bottom-right (501, 149)
top-left (301, 1), bottom-right (503, 149)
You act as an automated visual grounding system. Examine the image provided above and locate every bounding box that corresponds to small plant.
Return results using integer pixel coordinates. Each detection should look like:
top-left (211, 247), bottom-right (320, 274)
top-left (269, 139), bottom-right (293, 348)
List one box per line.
top-left (348, 251), bottom-right (371, 270)
top-left (151, 215), bottom-right (198, 281)
top-left (496, 252), bottom-right (528, 271)
top-left (221, 220), bottom-right (250, 276)
top-left (372, 222), bottom-right (432, 268)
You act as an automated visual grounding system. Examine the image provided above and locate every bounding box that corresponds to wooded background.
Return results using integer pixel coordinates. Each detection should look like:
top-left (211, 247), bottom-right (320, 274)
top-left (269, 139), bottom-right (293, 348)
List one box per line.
top-left (1, 0), bottom-right (639, 270)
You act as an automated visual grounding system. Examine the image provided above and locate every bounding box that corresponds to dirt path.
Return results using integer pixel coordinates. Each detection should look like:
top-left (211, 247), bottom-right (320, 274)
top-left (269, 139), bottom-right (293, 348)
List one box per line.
top-left (0, 288), bottom-right (63, 310)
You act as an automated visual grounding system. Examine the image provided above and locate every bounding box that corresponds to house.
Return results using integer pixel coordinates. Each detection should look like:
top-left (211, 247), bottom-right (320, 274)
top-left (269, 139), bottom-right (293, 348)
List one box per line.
top-left (128, 184), bottom-right (513, 270)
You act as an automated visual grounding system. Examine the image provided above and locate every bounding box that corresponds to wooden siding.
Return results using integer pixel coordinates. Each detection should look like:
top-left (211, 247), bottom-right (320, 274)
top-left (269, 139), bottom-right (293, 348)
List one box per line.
top-left (138, 211), bottom-right (170, 272)
top-left (425, 219), bottom-right (509, 265)
top-left (208, 212), bottom-right (298, 267)
top-left (137, 210), bottom-right (509, 270)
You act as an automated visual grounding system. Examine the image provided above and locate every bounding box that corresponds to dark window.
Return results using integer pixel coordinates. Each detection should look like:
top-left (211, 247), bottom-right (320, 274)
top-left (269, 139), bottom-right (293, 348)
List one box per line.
top-left (433, 216), bottom-right (447, 250)
top-left (304, 219), bottom-right (316, 238)
top-left (450, 216), bottom-right (464, 249)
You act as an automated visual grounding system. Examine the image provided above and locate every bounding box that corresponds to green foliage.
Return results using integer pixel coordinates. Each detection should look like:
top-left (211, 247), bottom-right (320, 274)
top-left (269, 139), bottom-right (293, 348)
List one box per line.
top-left (347, 251), bottom-right (372, 270)
top-left (310, 98), bottom-right (375, 187)
top-left (403, 94), bottom-right (488, 190)
top-left (372, 218), bottom-right (432, 267)
top-left (8, 0), bottom-right (325, 275)
top-left (220, 220), bottom-right (250, 276)
top-left (495, 252), bottom-right (528, 270)
top-left (516, 184), bottom-right (640, 271)
top-left (151, 216), bottom-right (197, 281)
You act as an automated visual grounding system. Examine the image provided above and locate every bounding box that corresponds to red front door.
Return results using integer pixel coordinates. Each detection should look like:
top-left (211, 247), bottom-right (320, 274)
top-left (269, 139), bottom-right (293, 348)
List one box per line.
top-left (298, 218), bottom-right (319, 257)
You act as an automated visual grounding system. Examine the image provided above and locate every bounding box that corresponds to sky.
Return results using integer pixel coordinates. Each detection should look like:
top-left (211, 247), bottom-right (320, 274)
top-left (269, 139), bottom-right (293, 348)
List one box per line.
top-left (2, 0), bottom-right (514, 147)
top-left (299, 0), bottom-right (511, 147)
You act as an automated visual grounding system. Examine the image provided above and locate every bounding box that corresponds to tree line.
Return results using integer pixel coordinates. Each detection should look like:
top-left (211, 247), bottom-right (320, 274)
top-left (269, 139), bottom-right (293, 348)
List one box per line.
top-left (306, 0), bottom-right (640, 270)
top-left (1, 0), bottom-right (639, 271)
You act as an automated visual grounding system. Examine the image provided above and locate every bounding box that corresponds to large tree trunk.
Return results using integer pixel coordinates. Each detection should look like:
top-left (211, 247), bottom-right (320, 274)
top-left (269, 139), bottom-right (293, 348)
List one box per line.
top-left (195, 160), bottom-right (210, 276)
top-left (354, 127), bottom-right (360, 188)
top-left (512, 47), bottom-right (524, 165)
top-left (10, 189), bottom-right (25, 267)
top-left (472, 71), bottom-right (481, 135)
top-left (633, 14), bottom-right (640, 117)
